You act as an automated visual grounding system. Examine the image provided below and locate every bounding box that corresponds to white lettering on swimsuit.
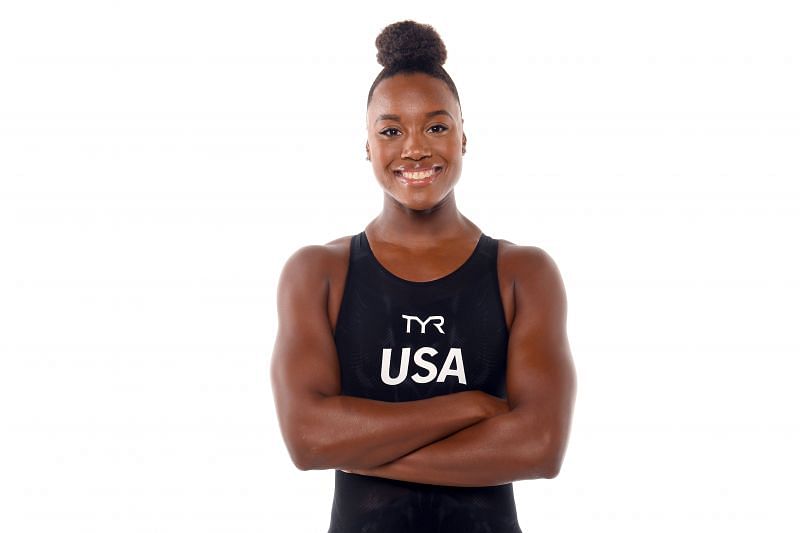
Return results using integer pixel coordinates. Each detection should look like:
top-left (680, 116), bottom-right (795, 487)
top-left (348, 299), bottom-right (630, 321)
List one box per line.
top-left (401, 314), bottom-right (445, 334)
top-left (380, 314), bottom-right (466, 386)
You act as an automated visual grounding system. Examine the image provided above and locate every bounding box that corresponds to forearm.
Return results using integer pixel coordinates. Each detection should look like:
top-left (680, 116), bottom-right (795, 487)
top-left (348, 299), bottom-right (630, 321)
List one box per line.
top-left (346, 409), bottom-right (555, 487)
top-left (298, 391), bottom-right (487, 471)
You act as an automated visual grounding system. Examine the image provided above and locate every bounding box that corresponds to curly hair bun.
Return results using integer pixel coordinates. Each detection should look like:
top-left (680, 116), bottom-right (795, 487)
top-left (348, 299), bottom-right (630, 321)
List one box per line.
top-left (375, 20), bottom-right (447, 69)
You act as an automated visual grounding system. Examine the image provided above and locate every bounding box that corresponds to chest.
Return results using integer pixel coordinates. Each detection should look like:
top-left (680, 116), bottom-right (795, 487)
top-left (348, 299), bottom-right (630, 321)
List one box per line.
top-left (330, 262), bottom-right (511, 401)
top-left (328, 240), bottom-right (514, 335)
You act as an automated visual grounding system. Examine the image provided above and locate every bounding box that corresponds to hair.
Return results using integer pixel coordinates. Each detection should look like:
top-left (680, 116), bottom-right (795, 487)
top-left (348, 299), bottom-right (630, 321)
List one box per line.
top-left (367, 20), bottom-right (461, 111)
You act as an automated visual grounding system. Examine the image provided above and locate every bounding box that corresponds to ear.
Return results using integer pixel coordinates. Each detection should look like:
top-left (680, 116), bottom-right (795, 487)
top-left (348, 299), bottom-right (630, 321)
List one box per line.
top-left (462, 133), bottom-right (467, 152)
top-left (365, 140), bottom-right (371, 160)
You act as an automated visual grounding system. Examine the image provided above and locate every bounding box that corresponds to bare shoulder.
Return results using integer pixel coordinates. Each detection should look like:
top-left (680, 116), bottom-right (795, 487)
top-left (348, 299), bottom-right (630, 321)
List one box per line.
top-left (277, 235), bottom-right (354, 334)
top-left (278, 234), bottom-right (352, 285)
top-left (496, 238), bottom-right (567, 328)
top-left (497, 238), bottom-right (563, 285)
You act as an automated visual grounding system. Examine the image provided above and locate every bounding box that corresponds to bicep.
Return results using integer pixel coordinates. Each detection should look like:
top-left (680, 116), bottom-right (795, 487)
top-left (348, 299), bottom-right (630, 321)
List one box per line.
top-left (270, 246), bottom-right (341, 463)
top-left (505, 247), bottom-right (576, 472)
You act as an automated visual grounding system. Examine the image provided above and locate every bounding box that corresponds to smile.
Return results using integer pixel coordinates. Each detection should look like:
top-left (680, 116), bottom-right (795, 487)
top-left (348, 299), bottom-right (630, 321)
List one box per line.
top-left (394, 166), bottom-right (442, 186)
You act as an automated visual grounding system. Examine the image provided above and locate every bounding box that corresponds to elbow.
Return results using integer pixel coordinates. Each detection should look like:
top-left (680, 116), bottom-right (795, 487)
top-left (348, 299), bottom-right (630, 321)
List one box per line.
top-left (542, 431), bottom-right (571, 479)
top-left (283, 407), bottom-right (339, 471)
top-left (541, 459), bottom-right (562, 479)
top-left (276, 395), bottom-right (336, 471)
top-left (284, 433), bottom-right (312, 470)
top-left (289, 447), bottom-right (313, 471)
top-left (289, 447), bottom-right (319, 471)
top-left (281, 422), bottom-right (316, 471)
top-left (289, 434), bottom-right (330, 471)
top-left (525, 431), bottom-right (566, 480)
top-left (524, 453), bottom-right (562, 480)
top-left (539, 440), bottom-right (564, 479)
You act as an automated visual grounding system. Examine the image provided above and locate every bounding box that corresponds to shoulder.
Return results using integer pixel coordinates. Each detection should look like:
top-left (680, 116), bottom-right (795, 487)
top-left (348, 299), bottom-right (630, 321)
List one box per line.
top-left (496, 238), bottom-right (562, 283)
top-left (496, 238), bottom-right (567, 325)
top-left (278, 235), bottom-right (354, 288)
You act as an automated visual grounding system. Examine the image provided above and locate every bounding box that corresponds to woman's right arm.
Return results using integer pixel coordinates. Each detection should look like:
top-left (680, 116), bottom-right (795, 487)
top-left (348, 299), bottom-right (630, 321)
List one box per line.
top-left (270, 244), bottom-right (508, 471)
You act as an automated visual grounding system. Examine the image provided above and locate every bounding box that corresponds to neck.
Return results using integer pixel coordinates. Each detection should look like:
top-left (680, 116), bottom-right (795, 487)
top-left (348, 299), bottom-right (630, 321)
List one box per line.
top-left (368, 190), bottom-right (478, 246)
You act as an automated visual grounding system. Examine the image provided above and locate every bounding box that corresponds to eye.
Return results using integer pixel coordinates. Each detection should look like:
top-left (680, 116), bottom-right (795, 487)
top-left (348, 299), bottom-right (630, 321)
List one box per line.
top-left (378, 124), bottom-right (449, 137)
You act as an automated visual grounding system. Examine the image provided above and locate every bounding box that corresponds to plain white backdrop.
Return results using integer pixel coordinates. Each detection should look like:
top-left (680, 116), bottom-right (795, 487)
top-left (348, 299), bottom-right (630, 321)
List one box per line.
top-left (1, 1), bottom-right (798, 531)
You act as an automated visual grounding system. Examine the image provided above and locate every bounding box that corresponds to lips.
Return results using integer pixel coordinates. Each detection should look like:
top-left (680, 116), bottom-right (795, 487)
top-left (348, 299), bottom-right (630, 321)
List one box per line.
top-left (393, 165), bottom-right (442, 179)
top-left (394, 165), bottom-right (441, 173)
top-left (394, 165), bottom-right (442, 186)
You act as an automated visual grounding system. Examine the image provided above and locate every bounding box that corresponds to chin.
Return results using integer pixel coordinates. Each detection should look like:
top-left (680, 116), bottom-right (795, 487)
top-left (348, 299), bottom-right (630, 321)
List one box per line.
top-left (397, 192), bottom-right (453, 213)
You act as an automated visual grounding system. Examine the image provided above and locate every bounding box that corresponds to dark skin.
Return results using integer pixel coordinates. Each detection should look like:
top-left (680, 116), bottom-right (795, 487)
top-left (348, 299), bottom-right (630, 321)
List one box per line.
top-left (271, 72), bottom-right (576, 487)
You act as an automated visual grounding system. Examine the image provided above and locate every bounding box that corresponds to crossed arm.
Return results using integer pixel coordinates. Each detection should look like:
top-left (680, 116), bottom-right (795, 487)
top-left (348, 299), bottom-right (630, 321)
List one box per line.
top-left (271, 243), bottom-right (576, 488)
top-left (343, 247), bottom-right (576, 487)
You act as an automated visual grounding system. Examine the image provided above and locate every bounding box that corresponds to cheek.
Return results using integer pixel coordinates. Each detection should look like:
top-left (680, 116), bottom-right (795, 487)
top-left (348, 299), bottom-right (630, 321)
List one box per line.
top-left (439, 136), bottom-right (462, 154)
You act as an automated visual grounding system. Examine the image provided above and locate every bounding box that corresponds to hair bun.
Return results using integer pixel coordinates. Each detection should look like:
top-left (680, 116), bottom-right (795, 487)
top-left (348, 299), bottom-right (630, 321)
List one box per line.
top-left (375, 20), bottom-right (447, 69)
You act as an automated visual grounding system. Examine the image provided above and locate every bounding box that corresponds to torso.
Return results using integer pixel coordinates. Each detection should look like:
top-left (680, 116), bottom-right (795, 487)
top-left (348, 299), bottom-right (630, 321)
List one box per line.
top-left (322, 227), bottom-right (524, 532)
top-left (324, 231), bottom-right (517, 336)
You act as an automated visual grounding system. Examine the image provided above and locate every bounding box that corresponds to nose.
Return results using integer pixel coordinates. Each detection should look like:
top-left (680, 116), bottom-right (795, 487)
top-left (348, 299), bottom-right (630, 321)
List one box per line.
top-left (401, 130), bottom-right (431, 160)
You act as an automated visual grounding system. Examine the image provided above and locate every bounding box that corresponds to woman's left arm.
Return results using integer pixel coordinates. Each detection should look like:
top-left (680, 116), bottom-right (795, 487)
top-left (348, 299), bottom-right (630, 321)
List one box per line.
top-left (346, 246), bottom-right (577, 487)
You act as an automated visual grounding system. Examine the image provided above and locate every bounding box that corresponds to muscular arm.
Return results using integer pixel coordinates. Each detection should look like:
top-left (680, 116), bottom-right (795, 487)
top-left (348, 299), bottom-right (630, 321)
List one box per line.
top-left (270, 244), bottom-right (504, 471)
top-left (346, 246), bottom-right (577, 486)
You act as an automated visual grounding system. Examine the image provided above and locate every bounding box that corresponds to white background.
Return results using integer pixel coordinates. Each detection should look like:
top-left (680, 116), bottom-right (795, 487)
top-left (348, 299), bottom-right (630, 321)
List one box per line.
top-left (1, 1), bottom-right (798, 531)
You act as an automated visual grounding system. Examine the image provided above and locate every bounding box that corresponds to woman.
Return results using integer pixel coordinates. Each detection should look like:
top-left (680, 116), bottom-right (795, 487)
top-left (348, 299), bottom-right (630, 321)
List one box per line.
top-left (271, 20), bottom-right (576, 533)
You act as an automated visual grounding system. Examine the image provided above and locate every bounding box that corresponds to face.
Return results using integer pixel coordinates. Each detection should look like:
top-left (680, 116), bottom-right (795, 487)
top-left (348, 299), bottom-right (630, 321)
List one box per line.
top-left (366, 72), bottom-right (466, 211)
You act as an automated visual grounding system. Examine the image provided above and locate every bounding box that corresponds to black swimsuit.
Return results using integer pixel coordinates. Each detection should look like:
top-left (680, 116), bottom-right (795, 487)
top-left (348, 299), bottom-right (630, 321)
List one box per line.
top-left (327, 230), bottom-right (523, 533)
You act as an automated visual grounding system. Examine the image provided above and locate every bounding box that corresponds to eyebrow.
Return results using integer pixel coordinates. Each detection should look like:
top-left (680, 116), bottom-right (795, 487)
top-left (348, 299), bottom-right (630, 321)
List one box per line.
top-left (374, 109), bottom-right (454, 125)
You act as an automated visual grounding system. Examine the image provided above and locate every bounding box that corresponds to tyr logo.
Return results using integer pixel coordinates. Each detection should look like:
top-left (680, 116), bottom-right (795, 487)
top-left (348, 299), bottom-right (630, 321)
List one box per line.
top-left (401, 314), bottom-right (445, 334)
top-left (380, 313), bottom-right (465, 386)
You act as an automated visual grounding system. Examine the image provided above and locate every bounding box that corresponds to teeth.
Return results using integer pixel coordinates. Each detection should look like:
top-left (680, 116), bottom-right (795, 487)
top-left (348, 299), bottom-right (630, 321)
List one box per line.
top-left (400, 168), bottom-right (438, 180)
